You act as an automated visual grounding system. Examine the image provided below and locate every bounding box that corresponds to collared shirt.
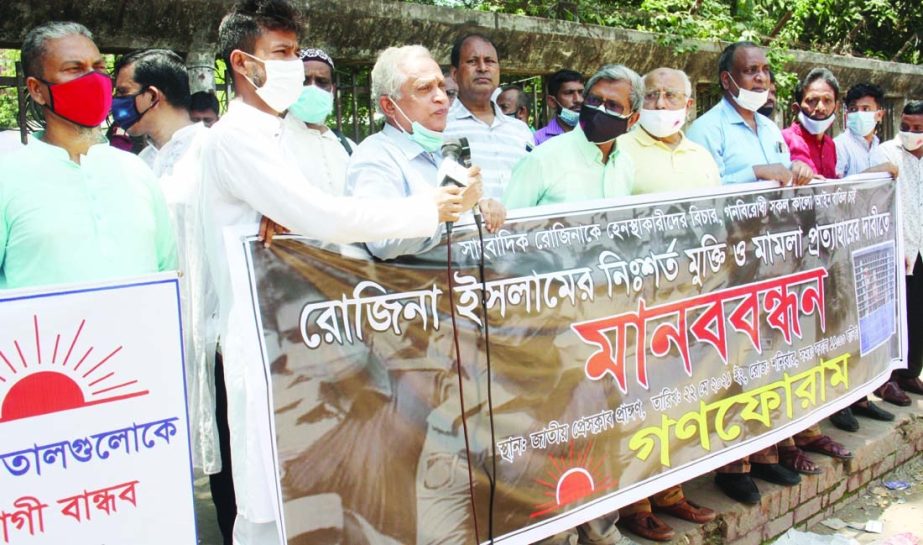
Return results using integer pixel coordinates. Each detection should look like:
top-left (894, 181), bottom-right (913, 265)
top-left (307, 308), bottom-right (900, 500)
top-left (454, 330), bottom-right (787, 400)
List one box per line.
top-left (687, 97), bottom-right (791, 184)
top-left (0, 133), bottom-right (177, 290)
top-left (199, 99), bottom-right (439, 523)
top-left (502, 125), bottom-right (634, 209)
top-left (281, 113), bottom-right (353, 196)
top-left (139, 122), bottom-right (203, 178)
top-left (534, 115), bottom-right (569, 146)
top-left (871, 138), bottom-right (923, 263)
top-left (782, 121), bottom-right (838, 178)
top-left (834, 130), bottom-right (880, 178)
top-left (444, 99), bottom-right (534, 199)
top-left (617, 128), bottom-right (720, 195)
top-left (346, 123), bottom-right (443, 260)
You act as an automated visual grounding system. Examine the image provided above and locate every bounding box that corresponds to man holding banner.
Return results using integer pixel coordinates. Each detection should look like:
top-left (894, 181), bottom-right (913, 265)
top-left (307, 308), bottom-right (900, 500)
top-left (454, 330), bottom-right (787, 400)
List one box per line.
top-left (503, 64), bottom-right (641, 209)
top-left (613, 66), bottom-right (719, 541)
top-left (0, 22), bottom-right (177, 290)
top-left (199, 2), bottom-right (484, 543)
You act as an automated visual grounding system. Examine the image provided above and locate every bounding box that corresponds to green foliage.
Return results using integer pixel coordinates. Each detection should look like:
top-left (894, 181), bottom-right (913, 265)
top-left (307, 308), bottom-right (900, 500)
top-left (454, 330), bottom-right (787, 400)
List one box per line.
top-left (0, 50), bottom-right (21, 130)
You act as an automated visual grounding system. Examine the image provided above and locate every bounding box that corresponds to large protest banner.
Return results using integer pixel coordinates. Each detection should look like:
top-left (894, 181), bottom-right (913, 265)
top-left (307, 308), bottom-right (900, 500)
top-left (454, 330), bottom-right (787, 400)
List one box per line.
top-left (228, 175), bottom-right (904, 545)
top-left (0, 275), bottom-right (196, 544)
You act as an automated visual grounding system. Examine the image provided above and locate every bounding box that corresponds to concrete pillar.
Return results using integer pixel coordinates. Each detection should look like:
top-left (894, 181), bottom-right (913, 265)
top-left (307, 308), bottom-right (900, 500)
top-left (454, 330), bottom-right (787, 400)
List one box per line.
top-left (186, 49), bottom-right (216, 94)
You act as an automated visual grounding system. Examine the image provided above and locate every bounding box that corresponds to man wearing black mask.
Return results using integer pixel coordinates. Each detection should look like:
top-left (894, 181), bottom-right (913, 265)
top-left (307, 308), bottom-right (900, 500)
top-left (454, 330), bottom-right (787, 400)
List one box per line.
top-left (503, 64), bottom-right (641, 209)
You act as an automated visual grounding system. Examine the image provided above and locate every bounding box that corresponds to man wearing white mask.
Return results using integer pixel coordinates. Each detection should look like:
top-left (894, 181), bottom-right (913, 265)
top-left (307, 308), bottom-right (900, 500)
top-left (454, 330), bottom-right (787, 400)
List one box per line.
top-left (687, 41), bottom-right (814, 186)
top-left (834, 83), bottom-right (899, 179)
top-left (612, 67), bottom-right (719, 542)
top-left (869, 100), bottom-right (923, 406)
top-left (200, 2), bottom-right (477, 543)
top-left (282, 47), bottom-right (353, 196)
top-left (782, 68), bottom-right (841, 179)
top-left (618, 67), bottom-right (720, 195)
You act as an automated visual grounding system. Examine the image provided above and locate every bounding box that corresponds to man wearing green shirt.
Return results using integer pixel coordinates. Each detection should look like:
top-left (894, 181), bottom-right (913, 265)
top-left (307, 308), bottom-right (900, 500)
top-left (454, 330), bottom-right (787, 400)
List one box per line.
top-left (0, 22), bottom-right (177, 290)
top-left (503, 64), bottom-right (642, 545)
top-left (503, 64), bottom-right (640, 210)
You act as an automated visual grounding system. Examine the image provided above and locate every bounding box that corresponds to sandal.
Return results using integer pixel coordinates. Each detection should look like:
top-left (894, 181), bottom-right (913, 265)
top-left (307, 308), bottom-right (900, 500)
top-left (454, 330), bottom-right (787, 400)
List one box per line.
top-left (800, 435), bottom-right (852, 460)
top-left (778, 445), bottom-right (822, 474)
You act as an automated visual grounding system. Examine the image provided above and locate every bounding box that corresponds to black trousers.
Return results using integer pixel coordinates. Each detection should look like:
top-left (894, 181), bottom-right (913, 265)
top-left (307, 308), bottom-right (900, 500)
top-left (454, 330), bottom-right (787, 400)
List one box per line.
top-left (209, 354), bottom-right (236, 545)
top-left (897, 255), bottom-right (923, 379)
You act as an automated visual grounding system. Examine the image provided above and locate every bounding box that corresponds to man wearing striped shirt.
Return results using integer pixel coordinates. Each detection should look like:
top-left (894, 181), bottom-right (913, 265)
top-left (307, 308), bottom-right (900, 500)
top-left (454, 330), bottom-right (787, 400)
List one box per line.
top-left (444, 33), bottom-right (534, 200)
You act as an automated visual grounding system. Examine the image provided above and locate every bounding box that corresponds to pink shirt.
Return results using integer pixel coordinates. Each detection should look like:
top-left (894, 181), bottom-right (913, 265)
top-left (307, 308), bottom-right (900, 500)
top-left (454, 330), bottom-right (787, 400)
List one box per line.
top-left (782, 121), bottom-right (838, 178)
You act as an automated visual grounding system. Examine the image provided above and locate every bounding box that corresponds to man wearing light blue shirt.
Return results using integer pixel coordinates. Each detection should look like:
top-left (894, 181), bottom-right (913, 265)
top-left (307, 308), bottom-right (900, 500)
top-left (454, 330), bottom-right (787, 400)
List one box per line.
top-left (346, 44), bottom-right (504, 260)
top-left (687, 41), bottom-right (813, 186)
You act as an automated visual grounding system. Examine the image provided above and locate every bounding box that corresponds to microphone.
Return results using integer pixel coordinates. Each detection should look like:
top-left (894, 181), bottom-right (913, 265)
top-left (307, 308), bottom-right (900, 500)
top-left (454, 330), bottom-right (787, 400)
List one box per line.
top-left (438, 138), bottom-right (481, 230)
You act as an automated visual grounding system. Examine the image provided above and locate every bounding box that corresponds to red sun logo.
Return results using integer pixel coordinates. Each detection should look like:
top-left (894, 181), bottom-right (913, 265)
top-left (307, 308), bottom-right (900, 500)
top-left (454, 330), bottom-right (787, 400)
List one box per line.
top-left (0, 315), bottom-right (148, 422)
top-left (530, 440), bottom-right (617, 518)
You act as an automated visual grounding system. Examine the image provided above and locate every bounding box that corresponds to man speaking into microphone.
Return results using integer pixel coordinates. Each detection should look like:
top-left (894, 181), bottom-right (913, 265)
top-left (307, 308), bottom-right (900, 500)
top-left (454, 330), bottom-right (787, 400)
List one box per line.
top-left (347, 44), bottom-right (506, 260)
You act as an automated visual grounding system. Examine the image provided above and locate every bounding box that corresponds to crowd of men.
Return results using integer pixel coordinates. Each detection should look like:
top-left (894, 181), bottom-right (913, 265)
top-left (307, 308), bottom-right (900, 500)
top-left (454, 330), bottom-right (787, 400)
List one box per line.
top-left (1, 0), bottom-right (922, 544)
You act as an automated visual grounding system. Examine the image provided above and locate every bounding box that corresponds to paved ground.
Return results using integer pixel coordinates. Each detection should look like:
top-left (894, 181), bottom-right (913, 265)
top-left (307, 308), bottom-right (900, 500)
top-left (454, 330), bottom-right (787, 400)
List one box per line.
top-left (807, 456), bottom-right (923, 544)
top-left (194, 472), bottom-right (222, 545)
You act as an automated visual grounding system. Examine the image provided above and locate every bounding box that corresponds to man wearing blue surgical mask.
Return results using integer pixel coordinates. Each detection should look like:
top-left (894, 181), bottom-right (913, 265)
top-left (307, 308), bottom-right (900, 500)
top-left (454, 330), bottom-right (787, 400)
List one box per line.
top-left (281, 48), bottom-right (354, 196)
top-left (834, 83), bottom-right (899, 179)
top-left (535, 69), bottom-right (584, 146)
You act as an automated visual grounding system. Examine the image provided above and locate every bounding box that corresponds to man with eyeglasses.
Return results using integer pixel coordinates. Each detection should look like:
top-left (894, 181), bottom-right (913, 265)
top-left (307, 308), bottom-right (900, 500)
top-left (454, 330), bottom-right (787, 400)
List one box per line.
top-left (503, 64), bottom-right (640, 209)
top-left (687, 41), bottom-right (814, 186)
top-left (609, 67), bottom-right (719, 542)
top-left (617, 67), bottom-right (720, 195)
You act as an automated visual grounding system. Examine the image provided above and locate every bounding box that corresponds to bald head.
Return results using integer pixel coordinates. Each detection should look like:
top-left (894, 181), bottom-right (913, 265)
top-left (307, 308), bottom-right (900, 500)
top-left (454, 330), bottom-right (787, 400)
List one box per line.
top-left (642, 67), bottom-right (692, 112)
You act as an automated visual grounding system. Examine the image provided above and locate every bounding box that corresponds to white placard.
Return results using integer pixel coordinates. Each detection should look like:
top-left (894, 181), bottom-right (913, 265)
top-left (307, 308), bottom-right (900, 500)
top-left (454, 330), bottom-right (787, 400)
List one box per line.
top-left (0, 275), bottom-right (196, 544)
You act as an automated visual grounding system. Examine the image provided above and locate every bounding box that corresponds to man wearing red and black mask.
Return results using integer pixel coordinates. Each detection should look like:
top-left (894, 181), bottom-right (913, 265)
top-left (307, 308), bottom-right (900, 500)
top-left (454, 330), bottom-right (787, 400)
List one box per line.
top-left (0, 22), bottom-right (176, 290)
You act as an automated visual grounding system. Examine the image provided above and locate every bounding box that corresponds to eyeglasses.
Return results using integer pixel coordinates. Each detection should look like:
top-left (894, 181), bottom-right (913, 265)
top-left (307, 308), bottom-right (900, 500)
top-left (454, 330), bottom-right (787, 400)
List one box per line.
top-left (643, 89), bottom-right (686, 107)
top-left (584, 94), bottom-right (630, 116)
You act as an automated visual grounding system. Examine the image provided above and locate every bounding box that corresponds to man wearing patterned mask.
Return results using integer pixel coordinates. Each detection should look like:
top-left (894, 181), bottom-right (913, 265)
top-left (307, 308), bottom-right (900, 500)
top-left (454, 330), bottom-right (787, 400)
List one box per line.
top-left (0, 21), bottom-right (176, 290)
top-left (688, 41), bottom-right (814, 186)
top-left (782, 68), bottom-right (840, 179)
top-left (618, 67), bottom-right (720, 195)
top-left (869, 100), bottom-right (923, 406)
top-left (503, 64), bottom-right (640, 209)
top-left (282, 47), bottom-right (354, 196)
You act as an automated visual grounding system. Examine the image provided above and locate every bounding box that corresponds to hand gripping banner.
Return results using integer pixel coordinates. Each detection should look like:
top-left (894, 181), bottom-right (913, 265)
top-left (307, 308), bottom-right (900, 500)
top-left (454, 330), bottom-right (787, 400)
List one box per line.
top-left (228, 176), bottom-right (905, 545)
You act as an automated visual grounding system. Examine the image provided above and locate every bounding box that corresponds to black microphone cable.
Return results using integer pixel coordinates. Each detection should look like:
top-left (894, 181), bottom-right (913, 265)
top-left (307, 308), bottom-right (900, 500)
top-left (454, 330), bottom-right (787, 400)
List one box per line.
top-left (472, 210), bottom-right (498, 545)
top-left (444, 219), bottom-right (482, 545)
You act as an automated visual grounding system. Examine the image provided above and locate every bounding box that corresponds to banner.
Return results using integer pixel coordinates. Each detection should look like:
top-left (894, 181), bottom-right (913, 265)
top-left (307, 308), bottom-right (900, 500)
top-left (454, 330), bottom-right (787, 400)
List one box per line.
top-left (0, 275), bottom-right (196, 544)
top-left (230, 176), bottom-right (905, 545)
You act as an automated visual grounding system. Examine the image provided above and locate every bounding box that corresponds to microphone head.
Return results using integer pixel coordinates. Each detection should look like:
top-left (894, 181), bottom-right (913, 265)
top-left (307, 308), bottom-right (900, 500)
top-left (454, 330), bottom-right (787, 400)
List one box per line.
top-left (441, 138), bottom-right (462, 161)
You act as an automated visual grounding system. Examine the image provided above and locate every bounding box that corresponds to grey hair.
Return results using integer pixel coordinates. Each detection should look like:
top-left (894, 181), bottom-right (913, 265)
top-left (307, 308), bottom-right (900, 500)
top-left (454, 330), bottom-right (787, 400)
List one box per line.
top-left (22, 21), bottom-right (94, 79)
top-left (371, 44), bottom-right (433, 113)
top-left (643, 67), bottom-right (693, 97)
top-left (586, 64), bottom-right (644, 113)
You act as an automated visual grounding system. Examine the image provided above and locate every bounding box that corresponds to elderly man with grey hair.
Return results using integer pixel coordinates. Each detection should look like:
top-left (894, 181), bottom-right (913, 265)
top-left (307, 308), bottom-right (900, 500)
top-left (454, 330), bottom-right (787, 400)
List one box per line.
top-left (346, 44), bottom-right (505, 260)
top-left (503, 64), bottom-right (642, 209)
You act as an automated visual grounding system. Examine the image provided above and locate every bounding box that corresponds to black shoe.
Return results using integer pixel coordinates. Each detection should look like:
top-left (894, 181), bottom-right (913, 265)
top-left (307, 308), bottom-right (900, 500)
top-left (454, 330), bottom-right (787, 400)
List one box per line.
top-left (853, 400), bottom-right (895, 421)
top-left (830, 408), bottom-right (859, 432)
top-left (715, 473), bottom-right (761, 504)
top-left (750, 462), bottom-right (801, 486)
